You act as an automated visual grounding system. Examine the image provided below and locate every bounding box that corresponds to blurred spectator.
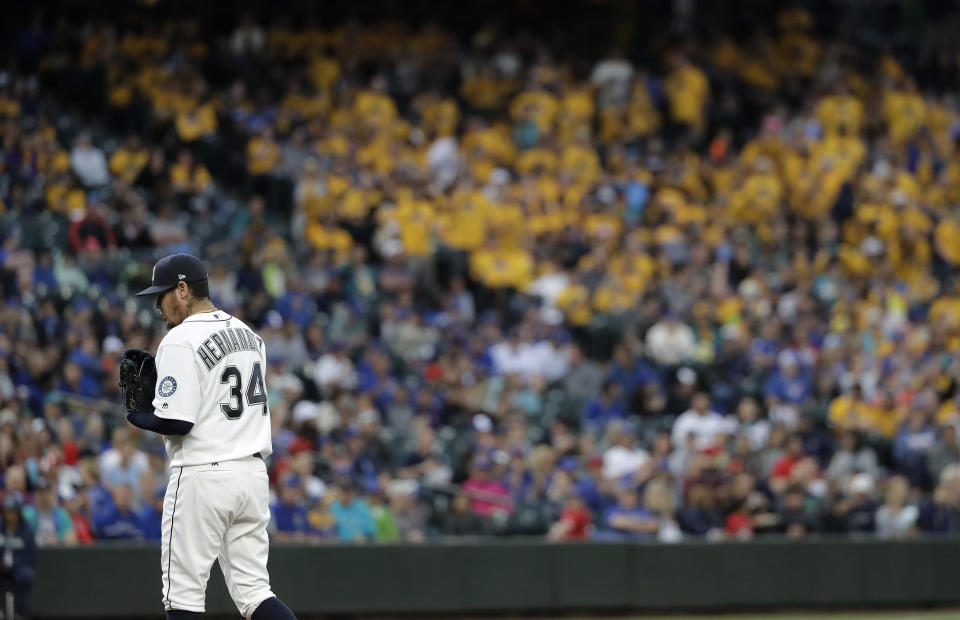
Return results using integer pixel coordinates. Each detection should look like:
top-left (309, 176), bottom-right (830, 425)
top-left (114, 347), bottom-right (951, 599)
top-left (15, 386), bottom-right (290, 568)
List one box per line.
top-left (875, 476), bottom-right (918, 540)
top-left (388, 481), bottom-right (427, 542)
top-left (68, 202), bottom-right (117, 254)
top-left (69, 133), bottom-right (109, 188)
top-left (367, 487), bottom-right (399, 542)
top-left (927, 425), bottom-right (960, 483)
top-left (918, 470), bottom-right (960, 534)
top-left (270, 473), bottom-right (312, 541)
top-left (894, 412), bottom-right (938, 488)
top-left (778, 486), bottom-right (819, 538)
top-left (733, 397), bottom-right (771, 451)
top-left (462, 457), bottom-right (512, 517)
top-left (22, 477), bottom-right (75, 546)
top-left (138, 487), bottom-right (165, 543)
top-left (0, 494), bottom-right (36, 619)
top-left (441, 493), bottom-right (487, 537)
top-left (62, 484), bottom-right (94, 544)
top-left (826, 431), bottom-right (880, 487)
top-left (598, 488), bottom-right (659, 541)
top-left (671, 392), bottom-right (732, 450)
top-left (581, 380), bottom-right (626, 432)
top-left (644, 478), bottom-right (683, 542)
top-left (100, 428), bottom-right (148, 504)
top-left (93, 484), bottom-right (144, 541)
top-left (645, 311), bottom-right (696, 367)
top-left (677, 484), bottom-right (723, 538)
top-left (602, 424), bottom-right (650, 481)
top-left (844, 473), bottom-right (879, 534)
top-left (330, 479), bottom-right (375, 543)
top-left (547, 494), bottom-right (592, 541)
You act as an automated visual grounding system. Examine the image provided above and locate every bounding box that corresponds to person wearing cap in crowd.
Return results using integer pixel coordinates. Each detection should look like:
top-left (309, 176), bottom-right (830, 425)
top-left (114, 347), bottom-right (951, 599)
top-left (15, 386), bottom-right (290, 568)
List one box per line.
top-left (575, 455), bottom-right (613, 515)
top-left (22, 477), bottom-right (75, 546)
top-left (388, 479), bottom-right (427, 542)
top-left (269, 473), bottom-right (312, 541)
top-left (286, 442), bottom-right (326, 506)
top-left (61, 484), bottom-right (94, 545)
top-left (844, 472), bottom-right (879, 534)
top-left (470, 413), bottom-right (498, 453)
top-left (0, 493), bottom-right (36, 619)
top-left (330, 477), bottom-right (375, 543)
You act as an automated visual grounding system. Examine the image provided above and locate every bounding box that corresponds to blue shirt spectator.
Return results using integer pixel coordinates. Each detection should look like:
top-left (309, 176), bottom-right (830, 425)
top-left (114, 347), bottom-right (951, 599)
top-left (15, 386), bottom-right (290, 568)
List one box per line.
top-left (597, 489), bottom-right (658, 541)
top-left (764, 351), bottom-right (812, 405)
top-left (93, 486), bottom-right (144, 540)
top-left (608, 346), bottom-right (656, 400)
top-left (330, 483), bottom-right (375, 542)
top-left (137, 488), bottom-right (165, 543)
top-left (582, 381), bottom-right (626, 432)
top-left (270, 475), bottom-right (312, 539)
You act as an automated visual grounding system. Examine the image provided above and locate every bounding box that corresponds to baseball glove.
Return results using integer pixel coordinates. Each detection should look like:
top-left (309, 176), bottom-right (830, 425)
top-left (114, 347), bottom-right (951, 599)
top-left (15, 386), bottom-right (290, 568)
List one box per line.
top-left (118, 348), bottom-right (157, 413)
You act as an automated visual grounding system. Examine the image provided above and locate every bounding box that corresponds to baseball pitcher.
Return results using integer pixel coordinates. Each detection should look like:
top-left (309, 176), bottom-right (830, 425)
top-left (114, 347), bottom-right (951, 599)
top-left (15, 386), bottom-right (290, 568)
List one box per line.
top-left (119, 253), bottom-right (297, 620)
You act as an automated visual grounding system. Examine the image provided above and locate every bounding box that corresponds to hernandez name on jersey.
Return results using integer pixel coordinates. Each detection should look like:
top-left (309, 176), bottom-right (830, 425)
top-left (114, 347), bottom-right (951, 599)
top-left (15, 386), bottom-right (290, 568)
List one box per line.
top-left (151, 311), bottom-right (273, 467)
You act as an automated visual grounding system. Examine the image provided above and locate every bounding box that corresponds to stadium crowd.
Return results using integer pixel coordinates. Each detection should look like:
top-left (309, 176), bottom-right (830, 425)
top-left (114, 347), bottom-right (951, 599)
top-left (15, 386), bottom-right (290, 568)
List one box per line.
top-left (4, 1), bottom-right (960, 545)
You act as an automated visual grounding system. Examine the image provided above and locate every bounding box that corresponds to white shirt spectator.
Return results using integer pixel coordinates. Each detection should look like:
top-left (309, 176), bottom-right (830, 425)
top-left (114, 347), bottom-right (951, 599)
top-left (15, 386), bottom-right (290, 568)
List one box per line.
top-left (645, 318), bottom-right (696, 366)
top-left (591, 55), bottom-right (634, 107)
top-left (735, 419), bottom-right (771, 451)
top-left (99, 447), bottom-right (148, 475)
top-left (876, 504), bottom-right (918, 539)
top-left (526, 270), bottom-right (570, 308)
top-left (603, 444), bottom-right (650, 480)
top-left (314, 350), bottom-right (357, 392)
top-left (70, 138), bottom-right (110, 187)
top-left (671, 395), bottom-right (734, 450)
top-left (230, 18), bottom-right (265, 56)
top-left (490, 339), bottom-right (558, 380)
top-left (590, 56), bottom-right (634, 89)
top-left (426, 136), bottom-right (461, 193)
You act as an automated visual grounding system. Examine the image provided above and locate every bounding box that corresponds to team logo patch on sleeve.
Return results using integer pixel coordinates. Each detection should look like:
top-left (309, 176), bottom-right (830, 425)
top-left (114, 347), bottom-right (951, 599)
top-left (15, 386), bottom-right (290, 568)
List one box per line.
top-left (158, 376), bottom-right (178, 398)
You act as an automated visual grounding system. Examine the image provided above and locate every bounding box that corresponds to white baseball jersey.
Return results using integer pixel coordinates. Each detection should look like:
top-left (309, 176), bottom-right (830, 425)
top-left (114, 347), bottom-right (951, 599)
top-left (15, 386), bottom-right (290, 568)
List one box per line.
top-left (152, 309), bottom-right (277, 616)
top-left (152, 310), bottom-right (273, 467)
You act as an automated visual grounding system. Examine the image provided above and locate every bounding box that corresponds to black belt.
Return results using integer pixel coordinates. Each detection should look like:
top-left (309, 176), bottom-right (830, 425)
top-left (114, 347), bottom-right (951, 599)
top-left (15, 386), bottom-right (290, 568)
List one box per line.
top-left (210, 453), bottom-right (262, 466)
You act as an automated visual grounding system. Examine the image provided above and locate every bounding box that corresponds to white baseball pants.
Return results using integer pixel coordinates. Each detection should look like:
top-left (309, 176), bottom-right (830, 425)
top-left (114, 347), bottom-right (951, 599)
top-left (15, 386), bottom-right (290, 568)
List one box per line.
top-left (161, 455), bottom-right (275, 618)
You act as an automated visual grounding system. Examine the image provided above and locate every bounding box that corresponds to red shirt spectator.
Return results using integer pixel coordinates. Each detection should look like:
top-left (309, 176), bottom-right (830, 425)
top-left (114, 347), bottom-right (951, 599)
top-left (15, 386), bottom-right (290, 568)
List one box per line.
top-left (548, 496), bottom-right (592, 540)
top-left (68, 203), bottom-right (117, 253)
top-left (771, 434), bottom-right (807, 481)
top-left (725, 509), bottom-right (753, 539)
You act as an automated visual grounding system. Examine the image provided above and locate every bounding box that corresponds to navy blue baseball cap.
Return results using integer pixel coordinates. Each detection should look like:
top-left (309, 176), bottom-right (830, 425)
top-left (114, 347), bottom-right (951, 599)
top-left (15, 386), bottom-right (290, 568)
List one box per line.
top-left (136, 253), bottom-right (208, 297)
